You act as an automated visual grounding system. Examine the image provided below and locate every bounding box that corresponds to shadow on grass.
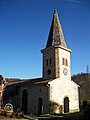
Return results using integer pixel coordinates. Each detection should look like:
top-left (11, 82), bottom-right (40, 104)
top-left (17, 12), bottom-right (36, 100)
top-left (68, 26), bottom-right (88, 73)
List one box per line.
top-left (63, 112), bottom-right (84, 120)
top-left (38, 112), bottom-right (84, 120)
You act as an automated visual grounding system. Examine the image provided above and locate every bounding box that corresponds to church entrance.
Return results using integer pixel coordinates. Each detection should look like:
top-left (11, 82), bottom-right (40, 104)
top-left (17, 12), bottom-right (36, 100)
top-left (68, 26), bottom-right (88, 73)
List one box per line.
top-left (64, 97), bottom-right (69, 113)
top-left (38, 97), bottom-right (43, 115)
top-left (22, 89), bottom-right (28, 114)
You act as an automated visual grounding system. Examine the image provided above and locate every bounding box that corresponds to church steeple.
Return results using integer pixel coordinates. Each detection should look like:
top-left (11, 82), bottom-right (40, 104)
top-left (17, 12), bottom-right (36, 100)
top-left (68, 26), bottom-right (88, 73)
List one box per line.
top-left (46, 9), bottom-right (67, 48)
top-left (41, 9), bottom-right (71, 80)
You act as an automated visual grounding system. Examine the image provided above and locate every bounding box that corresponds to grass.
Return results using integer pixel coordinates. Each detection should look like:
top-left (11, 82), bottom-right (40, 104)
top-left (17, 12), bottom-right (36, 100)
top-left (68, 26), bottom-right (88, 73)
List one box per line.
top-left (23, 111), bottom-right (84, 120)
top-left (23, 114), bottom-right (38, 120)
top-left (40, 113), bottom-right (63, 117)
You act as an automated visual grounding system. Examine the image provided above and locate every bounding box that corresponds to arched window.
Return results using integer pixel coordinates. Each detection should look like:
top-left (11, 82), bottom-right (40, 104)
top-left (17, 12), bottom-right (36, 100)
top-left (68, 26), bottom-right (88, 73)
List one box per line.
top-left (66, 59), bottom-right (68, 66)
top-left (46, 59), bottom-right (48, 66)
top-left (62, 58), bottom-right (68, 66)
top-left (62, 58), bottom-right (65, 65)
top-left (50, 58), bottom-right (52, 65)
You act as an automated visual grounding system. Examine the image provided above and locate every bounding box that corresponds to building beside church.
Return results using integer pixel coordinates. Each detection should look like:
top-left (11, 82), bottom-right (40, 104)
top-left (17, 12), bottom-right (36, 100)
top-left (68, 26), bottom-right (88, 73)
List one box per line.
top-left (3, 9), bottom-right (79, 114)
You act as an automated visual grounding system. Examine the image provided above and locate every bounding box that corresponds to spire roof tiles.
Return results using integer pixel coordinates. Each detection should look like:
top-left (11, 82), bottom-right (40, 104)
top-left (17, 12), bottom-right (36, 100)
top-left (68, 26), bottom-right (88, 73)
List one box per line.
top-left (46, 9), bottom-right (67, 48)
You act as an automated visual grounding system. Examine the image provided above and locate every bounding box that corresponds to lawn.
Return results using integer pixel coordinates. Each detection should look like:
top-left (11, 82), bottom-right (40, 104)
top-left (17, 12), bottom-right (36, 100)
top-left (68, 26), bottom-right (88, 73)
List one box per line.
top-left (23, 114), bottom-right (38, 120)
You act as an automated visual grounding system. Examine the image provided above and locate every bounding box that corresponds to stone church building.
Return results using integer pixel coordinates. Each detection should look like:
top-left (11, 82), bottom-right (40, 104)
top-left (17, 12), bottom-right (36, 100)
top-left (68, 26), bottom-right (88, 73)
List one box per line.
top-left (3, 9), bottom-right (79, 115)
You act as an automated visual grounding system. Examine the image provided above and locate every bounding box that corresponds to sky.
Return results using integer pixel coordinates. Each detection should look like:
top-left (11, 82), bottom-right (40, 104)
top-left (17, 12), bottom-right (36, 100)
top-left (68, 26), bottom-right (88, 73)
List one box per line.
top-left (0, 0), bottom-right (90, 79)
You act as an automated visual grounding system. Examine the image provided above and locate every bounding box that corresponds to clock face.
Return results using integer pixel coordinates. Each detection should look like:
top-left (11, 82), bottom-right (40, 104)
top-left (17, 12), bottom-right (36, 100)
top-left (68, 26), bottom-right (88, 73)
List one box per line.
top-left (63, 68), bottom-right (68, 75)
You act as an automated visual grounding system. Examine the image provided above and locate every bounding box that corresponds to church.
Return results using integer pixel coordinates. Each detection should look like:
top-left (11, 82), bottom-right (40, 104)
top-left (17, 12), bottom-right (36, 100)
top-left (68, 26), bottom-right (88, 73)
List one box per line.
top-left (3, 9), bottom-right (79, 115)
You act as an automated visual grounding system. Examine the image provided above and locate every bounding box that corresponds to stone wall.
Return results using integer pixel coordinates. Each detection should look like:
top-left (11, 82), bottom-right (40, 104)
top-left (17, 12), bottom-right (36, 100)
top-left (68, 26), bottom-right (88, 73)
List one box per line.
top-left (18, 83), bottom-right (49, 114)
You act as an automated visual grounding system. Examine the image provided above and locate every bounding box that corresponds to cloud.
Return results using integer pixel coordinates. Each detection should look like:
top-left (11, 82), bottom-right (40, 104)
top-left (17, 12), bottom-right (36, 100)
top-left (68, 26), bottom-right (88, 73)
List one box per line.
top-left (67, 0), bottom-right (82, 3)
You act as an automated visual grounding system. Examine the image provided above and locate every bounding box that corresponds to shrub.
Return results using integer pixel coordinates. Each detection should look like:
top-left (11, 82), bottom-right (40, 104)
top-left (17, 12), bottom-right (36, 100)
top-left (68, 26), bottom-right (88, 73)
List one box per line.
top-left (49, 101), bottom-right (63, 114)
top-left (12, 108), bottom-right (23, 118)
top-left (83, 101), bottom-right (87, 109)
top-left (50, 101), bottom-right (59, 113)
top-left (84, 104), bottom-right (90, 120)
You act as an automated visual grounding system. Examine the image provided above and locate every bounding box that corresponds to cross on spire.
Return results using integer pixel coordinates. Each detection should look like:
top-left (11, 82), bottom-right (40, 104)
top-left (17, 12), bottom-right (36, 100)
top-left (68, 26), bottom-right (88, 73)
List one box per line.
top-left (54, 0), bottom-right (56, 10)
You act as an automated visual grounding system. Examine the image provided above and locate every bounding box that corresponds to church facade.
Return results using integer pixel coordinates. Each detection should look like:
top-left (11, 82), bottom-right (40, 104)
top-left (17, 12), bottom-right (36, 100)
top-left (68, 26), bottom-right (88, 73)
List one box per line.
top-left (3, 9), bottom-right (79, 114)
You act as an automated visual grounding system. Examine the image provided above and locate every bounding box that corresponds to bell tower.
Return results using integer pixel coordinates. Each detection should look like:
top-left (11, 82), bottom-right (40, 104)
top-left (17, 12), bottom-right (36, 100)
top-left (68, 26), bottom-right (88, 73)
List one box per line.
top-left (41, 9), bottom-right (71, 80)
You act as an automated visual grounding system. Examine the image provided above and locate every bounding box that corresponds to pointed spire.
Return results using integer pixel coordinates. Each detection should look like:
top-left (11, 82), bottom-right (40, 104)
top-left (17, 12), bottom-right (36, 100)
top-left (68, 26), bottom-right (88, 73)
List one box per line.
top-left (46, 9), bottom-right (67, 48)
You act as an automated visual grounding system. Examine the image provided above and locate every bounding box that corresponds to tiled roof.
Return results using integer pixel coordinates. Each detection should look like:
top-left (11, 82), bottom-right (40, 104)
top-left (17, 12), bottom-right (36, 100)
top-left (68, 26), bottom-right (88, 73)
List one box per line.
top-left (3, 78), bottom-right (53, 96)
top-left (46, 9), bottom-right (67, 48)
top-left (5, 78), bottom-right (26, 86)
top-left (5, 77), bottom-right (53, 88)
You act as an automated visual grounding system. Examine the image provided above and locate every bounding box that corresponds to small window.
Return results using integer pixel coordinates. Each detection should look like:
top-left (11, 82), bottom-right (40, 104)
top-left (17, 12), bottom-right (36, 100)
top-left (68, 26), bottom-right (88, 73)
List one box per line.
top-left (66, 59), bottom-right (68, 66)
top-left (62, 58), bottom-right (68, 66)
top-left (46, 59), bottom-right (48, 66)
top-left (50, 58), bottom-right (52, 65)
top-left (40, 89), bottom-right (42, 93)
top-left (62, 58), bottom-right (65, 65)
